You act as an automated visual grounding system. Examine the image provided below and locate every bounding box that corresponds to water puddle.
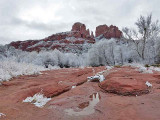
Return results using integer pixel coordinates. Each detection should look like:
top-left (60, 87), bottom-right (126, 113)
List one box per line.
top-left (65, 92), bottom-right (100, 116)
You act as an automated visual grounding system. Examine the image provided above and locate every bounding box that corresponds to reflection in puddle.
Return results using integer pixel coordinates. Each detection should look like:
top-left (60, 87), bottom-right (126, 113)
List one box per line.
top-left (65, 93), bottom-right (100, 116)
top-left (78, 101), bottom-right (89, 109)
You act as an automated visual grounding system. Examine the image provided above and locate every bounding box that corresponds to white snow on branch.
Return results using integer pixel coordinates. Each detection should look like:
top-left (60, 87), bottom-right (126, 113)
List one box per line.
top-left (23, 93), bottom-right (51, 108)
top-left (0, 61), bottom-right (45, 82)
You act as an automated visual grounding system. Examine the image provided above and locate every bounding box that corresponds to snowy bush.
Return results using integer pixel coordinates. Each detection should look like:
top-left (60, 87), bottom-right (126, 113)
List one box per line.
top-left (86, 35), bottom-right (160, 66)
top-left (123, 13), bottom-right (160, 61)
top-left (87, 38), bottom-right (140, 66)
top-left (0, 61), bottom-right (45, 82)
top-left (0, 37), bottom-right (160, 69)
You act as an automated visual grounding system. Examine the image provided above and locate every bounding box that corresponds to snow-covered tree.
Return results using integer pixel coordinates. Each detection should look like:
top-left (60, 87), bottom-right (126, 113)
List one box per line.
top-left (122, 13), bottom-right (160, 60)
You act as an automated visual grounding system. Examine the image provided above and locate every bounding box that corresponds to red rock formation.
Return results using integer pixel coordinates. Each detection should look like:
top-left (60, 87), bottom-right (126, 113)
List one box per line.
top-left (9, 22), bottom-right (96, 52)
top-left (91, 31), bottom-right (94, 38)
top-left (71, 22), bottom-right (93, 39)
top-left (95, 24), bottom-right (122, 39)
top-left (71, 22), bottom-right (86, 32)
top-left (95, 25), bottom-right (109, 37)
top-left (86, 29), bottom-right (90, 37)
top-left (9, 22), bottom-right (122, 52)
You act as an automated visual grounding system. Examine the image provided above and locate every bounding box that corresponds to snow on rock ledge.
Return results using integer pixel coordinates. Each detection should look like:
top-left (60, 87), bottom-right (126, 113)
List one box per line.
top-left (23, 93), bottom-right (51, 108)
top-left (106, 66), bottom-right (114, 70)
top-left (129, 63), bottom-right (160, 74)
top-left (88, 74), bottom-right (105, 82)
top-left (128, 64), bottom-right (153, 73)
top-left (0, 113), bottom-right (6, 118)
top-left (72, 86), bottom-right (76, 89)
top-left (145, 81), bottom-right (152, 87)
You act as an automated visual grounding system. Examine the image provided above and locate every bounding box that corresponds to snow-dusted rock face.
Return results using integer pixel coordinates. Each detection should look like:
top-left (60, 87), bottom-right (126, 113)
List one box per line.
top-left (8, 22), bottom-right (122, 53)
top-left (95, 24), bottom-right (122, 39)
top-left (9, 22), bottom-right (95, 53)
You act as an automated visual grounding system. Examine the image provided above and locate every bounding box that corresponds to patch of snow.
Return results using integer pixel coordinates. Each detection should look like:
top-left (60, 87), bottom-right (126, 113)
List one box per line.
top-left (129, 63), bottom-right (153, 73)
top-left (47, 65), bottom-right (60, 70)
top-left (27, 41), bottom-right (46, 49)
top-left (99, 75), bottom-right (105, 82)
top-left (23, 93), bottom-right (51, 108)
top-left (58, 81), bottom-right (62, 84)
top-left (139, 67), bottom-right (153, 74)
top-left (0, 113), bottom-right (6, 118)
top-left (88, 74), bottom-right (105, 82)
top-left (149, 66), bottom-right (160, 72)
top-left (80, 66), bottom-right (85, 69)
top-left (145, 81), bottom-right (152, 87)
top-left (106, 66), bottom-right (114, 70)
top-left (72, 86), bottom-right (76, 89)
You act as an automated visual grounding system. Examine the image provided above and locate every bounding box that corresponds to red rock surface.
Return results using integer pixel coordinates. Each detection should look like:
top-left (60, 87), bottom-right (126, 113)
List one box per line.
top-left (0, 66), bottom-right (160, 120)
top-left (99, 67), bottom-right (151, 96)
top-left (95, 24), bottom-right (122, 39)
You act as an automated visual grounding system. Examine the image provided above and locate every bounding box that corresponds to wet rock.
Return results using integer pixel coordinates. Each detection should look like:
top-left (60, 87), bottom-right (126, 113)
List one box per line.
top-left (0, 66), bottom-right (160, 120)
top-left (100, 77), bottom-right (149, 96)
top-left (99, 67), bottom-right (152, 96)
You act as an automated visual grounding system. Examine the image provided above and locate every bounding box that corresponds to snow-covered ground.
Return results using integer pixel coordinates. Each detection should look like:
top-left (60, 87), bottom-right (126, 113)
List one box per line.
top-left (129, 63), bottom-right (160, 74)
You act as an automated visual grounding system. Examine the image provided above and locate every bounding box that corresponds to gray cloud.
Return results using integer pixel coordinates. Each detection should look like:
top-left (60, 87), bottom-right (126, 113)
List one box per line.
top-left (0, 0), bottom-right (160, 45)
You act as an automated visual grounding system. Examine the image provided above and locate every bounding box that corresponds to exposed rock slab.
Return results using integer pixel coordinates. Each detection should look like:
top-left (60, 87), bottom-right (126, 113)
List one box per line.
top-left (99, 67), bottom-right (156, 96)
top-left (0, 66), bottom-right (160, 120)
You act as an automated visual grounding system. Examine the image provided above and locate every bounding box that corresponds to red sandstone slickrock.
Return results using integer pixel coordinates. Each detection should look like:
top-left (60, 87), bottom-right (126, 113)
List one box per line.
top-left (0, 66), bottom-right (160, 120)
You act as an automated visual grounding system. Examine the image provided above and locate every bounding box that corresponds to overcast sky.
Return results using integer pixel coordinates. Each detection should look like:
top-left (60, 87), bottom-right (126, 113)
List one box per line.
top-left (0, 0), bottom-right (160, 45)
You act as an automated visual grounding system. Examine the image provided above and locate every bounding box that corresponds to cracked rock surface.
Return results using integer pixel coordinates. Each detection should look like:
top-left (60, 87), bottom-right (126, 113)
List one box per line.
top-left (0, 66), bottom-right (160, 120)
